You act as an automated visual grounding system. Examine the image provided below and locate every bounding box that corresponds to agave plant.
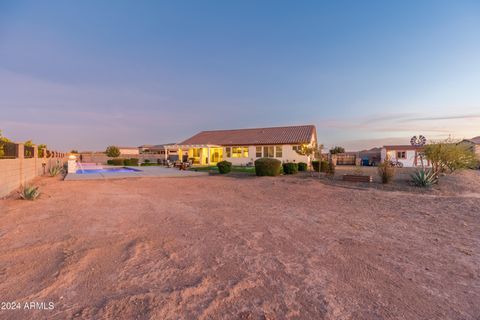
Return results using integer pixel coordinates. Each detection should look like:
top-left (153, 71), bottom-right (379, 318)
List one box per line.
top-left (49, 165), bottom-right (63, 177)
top-left (411, 169), bottom-right (438, 187)
top-left (19, 185), bottom-right (40, 200)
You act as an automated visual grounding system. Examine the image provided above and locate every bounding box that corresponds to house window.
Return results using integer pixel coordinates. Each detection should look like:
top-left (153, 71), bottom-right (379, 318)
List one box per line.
top-left (397, 151), bottom-right (406, 159)
top-left (225, 147), bottom-right (231, 158)
top-left (292, 145), bottom-right (301, 152)
top-left (275, 146), bottom-right (283, 158)
top-left (192, 148), bottom-right (200, 157)
top-left (263, 146), bottom-right (274, 158)
top-left (256, 146), bottom-right (262, 158)
top-left (231, 147), bottom-right (249, 158)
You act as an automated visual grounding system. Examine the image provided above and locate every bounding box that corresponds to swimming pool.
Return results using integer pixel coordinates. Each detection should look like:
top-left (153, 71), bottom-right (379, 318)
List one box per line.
top-left (76, 167), bottom-right (142, 174)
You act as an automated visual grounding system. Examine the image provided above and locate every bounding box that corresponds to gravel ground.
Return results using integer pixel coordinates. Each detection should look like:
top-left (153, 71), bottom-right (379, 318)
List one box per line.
top-left (0, 171), bottom-right (479, 319)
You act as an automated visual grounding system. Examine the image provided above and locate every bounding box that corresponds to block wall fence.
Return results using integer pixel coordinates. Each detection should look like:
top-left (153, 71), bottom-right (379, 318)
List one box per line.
top-left (0, 144), bottom-right (67, 198)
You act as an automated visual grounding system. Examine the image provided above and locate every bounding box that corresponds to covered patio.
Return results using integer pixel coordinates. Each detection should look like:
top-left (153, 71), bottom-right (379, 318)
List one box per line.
top-left (175, 144), bottom-right (224, 166)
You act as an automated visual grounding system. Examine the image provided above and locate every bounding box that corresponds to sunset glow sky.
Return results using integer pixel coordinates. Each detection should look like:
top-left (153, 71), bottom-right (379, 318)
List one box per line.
top-left (1, 1), bottom-right (479, 151)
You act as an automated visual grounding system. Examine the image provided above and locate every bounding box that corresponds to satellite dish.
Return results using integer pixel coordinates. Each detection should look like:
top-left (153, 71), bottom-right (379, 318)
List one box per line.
top-left (410, 135), bottom-right (426, 147)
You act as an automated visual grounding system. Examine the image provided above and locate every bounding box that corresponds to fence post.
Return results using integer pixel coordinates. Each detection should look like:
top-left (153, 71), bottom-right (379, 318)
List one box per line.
top-left (17, 143), bottom-right (25, 185)
top-left (42, 148), bottom-right (47, 174)
top-left (33, 145), bottom-right (39, 176)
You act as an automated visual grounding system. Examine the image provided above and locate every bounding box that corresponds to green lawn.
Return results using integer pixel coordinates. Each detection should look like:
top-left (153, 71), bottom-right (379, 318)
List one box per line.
top-left (189, 165), bottom-right (255, 173)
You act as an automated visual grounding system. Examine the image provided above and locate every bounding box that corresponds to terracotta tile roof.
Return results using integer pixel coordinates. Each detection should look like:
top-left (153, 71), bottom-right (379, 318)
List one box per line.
top-left (179, 125), bottom-right (316, 146)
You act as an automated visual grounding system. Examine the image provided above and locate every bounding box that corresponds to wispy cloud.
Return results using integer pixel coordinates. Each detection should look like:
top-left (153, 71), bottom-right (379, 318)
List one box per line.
top-left (403, 114), bottom-right (480, 122)
top-left (319, 112), bottom-right (480, 150)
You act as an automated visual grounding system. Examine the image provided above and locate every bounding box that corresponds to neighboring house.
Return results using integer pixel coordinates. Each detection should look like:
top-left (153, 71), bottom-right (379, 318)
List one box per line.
top-left (138, 145), bottom-right (155, 153)
top-left (358, 147), bottom-right (382, 166)
top-left (118, 147), bottom-right (140, 155)
top-left (138, 144), bottom-right (178, 159)
top-left (459, 136), bottom-right (480, 158)
top-left (176, 125), bottom-right (318, 166)
top-left (381, 145), bottom-right (430, 167)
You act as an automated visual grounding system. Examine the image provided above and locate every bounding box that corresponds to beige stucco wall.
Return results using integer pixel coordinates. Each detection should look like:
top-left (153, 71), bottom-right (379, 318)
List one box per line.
top-left (79, 153), bottom-right (168, 164)
top-left (119, 148), bottom-right (140, 155)
top-left (0, 152), bottom-right (66, 198)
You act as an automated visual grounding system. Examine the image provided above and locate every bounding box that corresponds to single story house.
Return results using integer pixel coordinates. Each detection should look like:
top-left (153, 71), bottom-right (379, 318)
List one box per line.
top-left (381, 145), bottom-right (430, 167)
top-left (459, 136), bottom-right (480, 158)
top-left (175, 125), bottom-right (318, 166)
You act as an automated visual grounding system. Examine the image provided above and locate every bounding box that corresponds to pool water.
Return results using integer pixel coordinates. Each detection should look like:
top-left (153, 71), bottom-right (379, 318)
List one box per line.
top-left (76, 167), bottom-right (142, 174)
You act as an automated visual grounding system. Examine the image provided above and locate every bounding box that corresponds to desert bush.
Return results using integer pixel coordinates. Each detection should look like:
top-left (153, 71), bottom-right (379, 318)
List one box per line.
top-left (298, 162), bottom-right (307, 171)
top-left (282, 163), bottom-right (298, 174)
top-left (108, 158), bottom-right (125, 166)
top-left (105, 146), bottom-right (121, 158)
top-left (124, 158), bottom-right (139, 166)
top-left (48, 165), bottom-right (63, 177)
top-left (377, 160), bottom-right (396, 184)
top-left (411, 168), bottom-right (438, 187)
top-left (320, 160), bottom-right (329, 172)
top-left (19, 185), bottom-right (40, 200)
top-left (312, 160), bottom-right (320, 172)
top-left (424, 140), bottom-right (477, 173)
top-left (325, 160), bottom-right (335, 176)
top-left (255, 158), bottom-right (282, 176)
top-left (217, 161), bottom-right (232, 174)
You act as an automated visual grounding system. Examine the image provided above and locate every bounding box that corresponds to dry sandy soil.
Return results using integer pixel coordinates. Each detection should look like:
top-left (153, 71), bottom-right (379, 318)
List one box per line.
top-left (0, 171), bottom-right (479, 319)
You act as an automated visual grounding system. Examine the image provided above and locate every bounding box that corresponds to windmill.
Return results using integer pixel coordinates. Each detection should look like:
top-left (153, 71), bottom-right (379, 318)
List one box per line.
top-left (410, 135), bottom-right (427, 168)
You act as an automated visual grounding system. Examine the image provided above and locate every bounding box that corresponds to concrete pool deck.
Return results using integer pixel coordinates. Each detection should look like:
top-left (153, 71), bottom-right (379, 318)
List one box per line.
top-left (64, 166), bottom-right (208, 180)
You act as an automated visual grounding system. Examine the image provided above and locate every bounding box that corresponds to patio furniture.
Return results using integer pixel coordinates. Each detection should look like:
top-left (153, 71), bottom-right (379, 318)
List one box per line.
top-left (175, 162), bottom-right (190, 170)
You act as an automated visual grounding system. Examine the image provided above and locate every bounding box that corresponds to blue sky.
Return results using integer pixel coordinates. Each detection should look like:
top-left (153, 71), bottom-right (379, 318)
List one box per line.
top-left (0, 0), bottom-right (479, 151)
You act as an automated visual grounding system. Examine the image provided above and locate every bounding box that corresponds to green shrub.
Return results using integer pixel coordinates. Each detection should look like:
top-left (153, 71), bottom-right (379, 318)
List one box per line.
top-left (377, 160), bottom-right (396, 184)
top-left (325, 161), bottom-right (335, 176)
top-left (411, 169), bottom-right (438, 187)
top-left (282, 162), bottom-right (298, 174)
top-left (144, 159), bottom-right (150, 164)
top-left (255, 158), bottom-right (282, 176)
top-left (105, 146), bottom-right (121, 158)
top-left (124, 158), bottom-right (139, 166)
top-left (217, 161), bottom-right (232, 174)
top-left (424, 140), bottom-right (477, 173)
top-left (108, 158), bottom-right (125, 166)
top-left (298, 162), bottom-right (307, 171)
top-left (311, 160), bottom-right (320, 172)
top-left (19, 185), bottom-right (40, 200)
top-left (320, 160), bottom-right (329, 172)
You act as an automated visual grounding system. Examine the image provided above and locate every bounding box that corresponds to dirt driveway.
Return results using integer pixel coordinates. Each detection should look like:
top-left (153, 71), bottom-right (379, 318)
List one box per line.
top-left (0, 174), bottom-right (479, 319)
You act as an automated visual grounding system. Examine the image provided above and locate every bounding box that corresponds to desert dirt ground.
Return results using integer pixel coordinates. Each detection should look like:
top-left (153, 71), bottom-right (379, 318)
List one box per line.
top-left (0, 171), bottom-right (479, 319)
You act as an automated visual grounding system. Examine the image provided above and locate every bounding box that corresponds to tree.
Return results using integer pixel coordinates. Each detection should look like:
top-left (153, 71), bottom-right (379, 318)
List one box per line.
top-left (0, 130), bottom-right (9, 157)
top-left (106, 146), bottom-right (121, 158)
top-left (295, 142), bottom-right (324, 174)
top-left (24, 140), bottom-right (34, 157)
top-left (70, 150), bottom-right (79, 154)
top-left (329, 146), bottom-right (345, 154)
top-left (38, 144), bottom-right (47, 157)
top-left (424, 139), bottom-right (477, 173)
